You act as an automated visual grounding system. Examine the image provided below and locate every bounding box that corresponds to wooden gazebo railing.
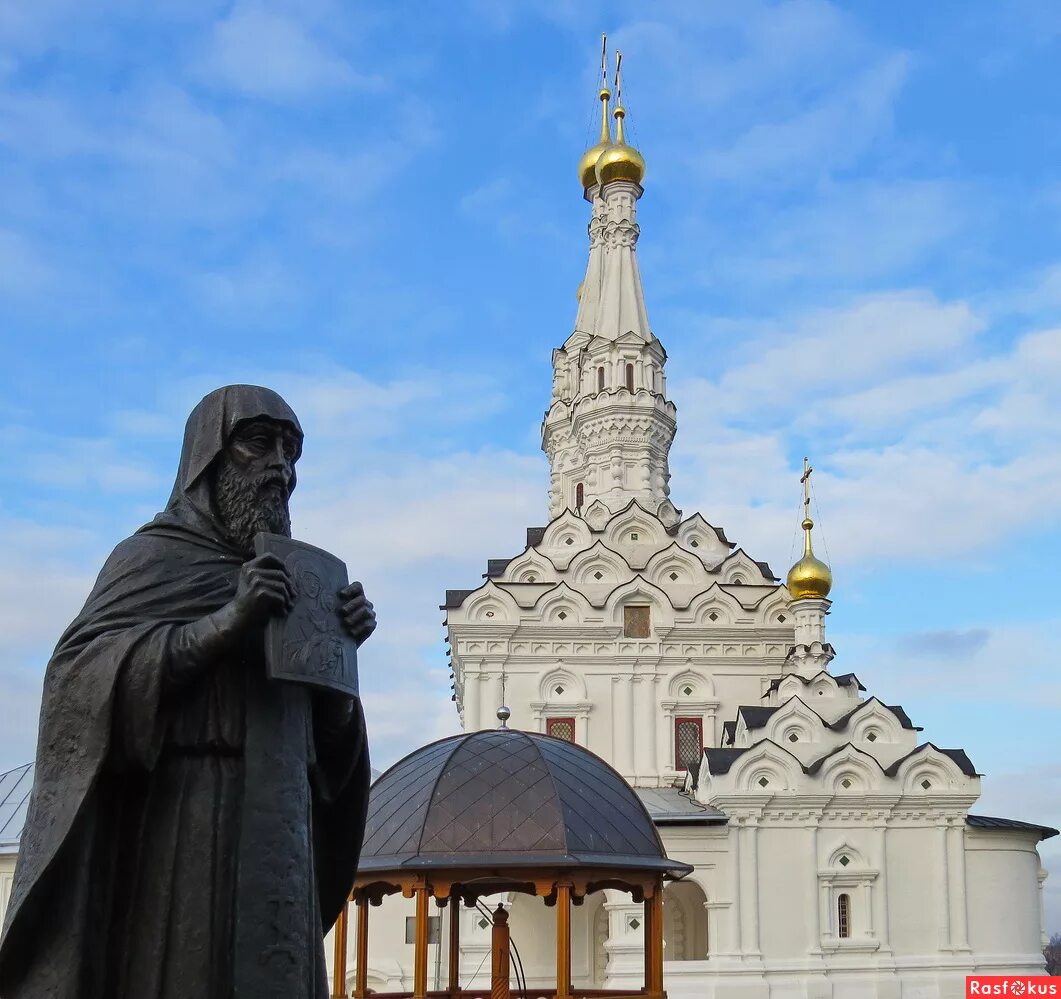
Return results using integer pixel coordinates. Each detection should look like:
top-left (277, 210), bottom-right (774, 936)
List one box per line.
top-left (330, 866), bottom-right (667, 999)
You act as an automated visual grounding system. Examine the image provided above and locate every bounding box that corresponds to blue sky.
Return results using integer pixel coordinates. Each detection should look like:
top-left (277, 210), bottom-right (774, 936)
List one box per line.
top-left (2, 0), bottom-right (1060, 929)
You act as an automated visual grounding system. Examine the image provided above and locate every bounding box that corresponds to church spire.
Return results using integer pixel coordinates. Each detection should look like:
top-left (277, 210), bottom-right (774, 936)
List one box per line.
top-left (784, 458), bottom-right (835, 674)
top-left (787, 458), bottom-right (833, 601)
top-left (542, 49), bottom-right (678, 522)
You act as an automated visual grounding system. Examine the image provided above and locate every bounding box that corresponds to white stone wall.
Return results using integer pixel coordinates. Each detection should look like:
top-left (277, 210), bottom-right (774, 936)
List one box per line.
top-left (0, 852), bottom-right (16, 931)
top-left (965, 829), bottom-right (1047, 972)
top-left (449, 503), bottom-right (787, 787)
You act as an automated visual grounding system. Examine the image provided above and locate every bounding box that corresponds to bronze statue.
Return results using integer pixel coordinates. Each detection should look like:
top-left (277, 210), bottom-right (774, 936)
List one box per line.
top-left (0, 385), bottom-right (375, 999)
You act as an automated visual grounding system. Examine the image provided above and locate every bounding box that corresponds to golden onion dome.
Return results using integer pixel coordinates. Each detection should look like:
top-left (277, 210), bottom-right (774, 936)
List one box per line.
top-left (594, 106), bottom-right (645, 187)
top-left (787, 517), bottom-right (833, 600)
top-left (579, 87), bottom-right (613, 189)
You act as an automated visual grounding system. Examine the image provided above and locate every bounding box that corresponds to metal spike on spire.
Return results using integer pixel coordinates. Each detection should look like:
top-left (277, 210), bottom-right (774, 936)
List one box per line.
top-left (497, 663), bottom-right (511, 729)
top-left (597, 33), bottom-right (612, 144)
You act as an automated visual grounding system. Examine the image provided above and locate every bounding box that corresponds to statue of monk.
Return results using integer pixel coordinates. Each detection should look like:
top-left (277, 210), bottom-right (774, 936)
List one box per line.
top-left (0, 385), bottom-right (375, 999)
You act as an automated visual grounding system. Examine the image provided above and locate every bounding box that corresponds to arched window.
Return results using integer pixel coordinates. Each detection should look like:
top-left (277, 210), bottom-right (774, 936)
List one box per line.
top-left (597, 366), bottom-right (605, 391)
top-left (625, 363), bottom-right (634, 392)
top-left (575, 483), bottom-right (584, 509)
top-left (837, 893), bottom-right (851, 939)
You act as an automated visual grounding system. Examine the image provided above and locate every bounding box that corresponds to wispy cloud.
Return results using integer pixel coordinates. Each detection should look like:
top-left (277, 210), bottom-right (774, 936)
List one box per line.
top-left (670, 288), bottom-right (1061, 569)
top-left (196, 4), bottom-right (382, 101)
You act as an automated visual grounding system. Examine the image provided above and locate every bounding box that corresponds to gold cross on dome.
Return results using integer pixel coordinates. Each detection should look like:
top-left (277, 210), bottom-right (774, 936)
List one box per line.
top-left (800, 456), bottom-right (813, 521)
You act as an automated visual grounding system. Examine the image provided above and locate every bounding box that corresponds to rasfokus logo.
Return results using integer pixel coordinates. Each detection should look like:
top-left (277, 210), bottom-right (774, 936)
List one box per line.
top-left (967, 978), bottom-right (1058, 997)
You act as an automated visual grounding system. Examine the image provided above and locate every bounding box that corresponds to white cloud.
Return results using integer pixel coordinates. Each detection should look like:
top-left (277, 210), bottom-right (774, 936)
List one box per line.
top-left (670, 290), bottom-right (1061, 569)
top-left (707, 179), bottom-right (966, 288)
top-left (693, 54), bottom-right (909, 186)
top-left (0, 228), bottom-right (52, 297)
top-left (844, 622), bottom-right (1061, 713)
top-left (605, 0), bottom-right (909, 194)
top-left (197, 4), bottom-right (381, 101)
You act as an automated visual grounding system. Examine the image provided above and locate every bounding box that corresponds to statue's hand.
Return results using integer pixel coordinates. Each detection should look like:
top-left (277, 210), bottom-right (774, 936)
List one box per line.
top-left (339, 581), bottom-right (376, 647)
top-left (223, 553), bottom-right (295, 637)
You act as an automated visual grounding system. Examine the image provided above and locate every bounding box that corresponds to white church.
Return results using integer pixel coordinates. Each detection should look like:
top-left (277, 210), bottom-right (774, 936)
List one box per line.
top-left (0, 53), bottom-right (1055, 999)
top-left (329, 58), bottom-right (1056, 999)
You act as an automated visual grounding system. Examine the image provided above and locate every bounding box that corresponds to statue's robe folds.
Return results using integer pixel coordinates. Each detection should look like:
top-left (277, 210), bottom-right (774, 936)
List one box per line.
top-left (0, 513), bottom-right (370, 999)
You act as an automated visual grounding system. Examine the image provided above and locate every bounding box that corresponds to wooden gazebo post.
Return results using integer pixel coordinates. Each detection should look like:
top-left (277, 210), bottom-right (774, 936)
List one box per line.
top-left (556, 881), bottom-right (573, 999)
top-left (353, 896), bottom-right (369, 999)
top-left (413, 883), bottom-right (430, 999)
top-left (643, 880), bottom-right (665, 997)
top-left (331, 900), bottom-right (349, 998)
top-left (490, 904), bottom-right (511, 999)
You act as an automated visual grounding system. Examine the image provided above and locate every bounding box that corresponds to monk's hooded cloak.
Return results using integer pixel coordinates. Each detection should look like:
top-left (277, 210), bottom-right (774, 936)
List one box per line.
top-left (0, 385), bottom-right (369, 999)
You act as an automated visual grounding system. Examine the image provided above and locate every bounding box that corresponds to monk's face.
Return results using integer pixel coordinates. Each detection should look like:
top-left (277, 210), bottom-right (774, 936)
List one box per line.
top-left (213, 418), bottom-right (301, 555)
top-left (225, 418), bottom-right (300, 488)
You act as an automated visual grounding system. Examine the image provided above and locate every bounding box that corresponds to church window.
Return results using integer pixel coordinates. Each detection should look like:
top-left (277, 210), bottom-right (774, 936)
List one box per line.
top-left (669, 571), bottom-right (679, 581)
top-left (840, 778), bottom-right (852, 789)
top-left (838, 855), bottom-right (850, 867)
top-left (594, 570), bottom-right (604, 580)
top-left (626, 363), bottom-right (634, 392)
top-left (682, 685), bottom-right (694, 696)
top-left (527, 574), bottom-right (536, 582)
top-left (630, 532), bottom-right (640, 541)
top-left (547, 717), bottom-right (576, 743)
top-left (554, 685), bottom-right (565, 695)
top-left (565, 537), bottom-right (574, 546)
top-left (674, 717), bottom-right (704, 771)
top-left (731, 574), bottom-right (745, 584)
top-left (624, 605), bottom-right (651, 638)
top-left (787, 732), bottom-right (799, 743)
top-left (757, 776), bottom-right (770, 788)
top-left (777, 614), bottom-right (786, 623)
top-left (485, 611), bottom-right (494, 618)
top-left (708, 612), bottom-right (719, 622)
top-left (837, 894), bottom-right (851, 938)
top-left (575, 483), bottom-right (584, 508)
top-left (866, 731), bottom-right (878, 743)
top-left (557, 611), bottom-right (567, 620)
top-left (597, 366), bottom-right (605, 391)
top-left (690, 538), bottom-right (699, 548)
top-left (920, 778), bottom-right (932, 790)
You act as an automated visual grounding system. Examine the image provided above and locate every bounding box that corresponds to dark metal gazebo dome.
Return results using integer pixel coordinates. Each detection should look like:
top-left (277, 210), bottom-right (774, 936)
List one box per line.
top-left (338, 727), bottom-right (691, 999)
top-left (361, 727), bottom-right (689, 878)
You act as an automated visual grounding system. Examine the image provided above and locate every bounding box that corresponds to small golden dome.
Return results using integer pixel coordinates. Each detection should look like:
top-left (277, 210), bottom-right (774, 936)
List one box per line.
top-left (594, 106), bottom-right (645, 187)
top-left (787, 517), bottom-right (833, 600)
top-left (579, 87), bottom-right (612, 189)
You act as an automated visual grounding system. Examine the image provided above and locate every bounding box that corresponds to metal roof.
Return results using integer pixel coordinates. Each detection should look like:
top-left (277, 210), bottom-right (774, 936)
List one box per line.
top-left (361, 729), bottom-right (692, 877)
top-left (763, 669), bottom-right (864, 695)
top-left (633, 787), bottom-right (727, 826)
top-left (0, 763), bottom-right (33, 852)
top-left (967, 815), bottom-right (1059, 840)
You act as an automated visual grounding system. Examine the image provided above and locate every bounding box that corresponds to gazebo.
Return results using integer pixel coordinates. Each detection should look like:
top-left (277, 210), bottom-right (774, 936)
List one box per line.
top-left (331, 722), bottom-right (692, 999)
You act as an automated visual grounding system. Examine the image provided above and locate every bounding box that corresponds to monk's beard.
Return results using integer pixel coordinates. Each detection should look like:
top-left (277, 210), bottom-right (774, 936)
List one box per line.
top-left (213, 458), bottom-right (292, 556)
